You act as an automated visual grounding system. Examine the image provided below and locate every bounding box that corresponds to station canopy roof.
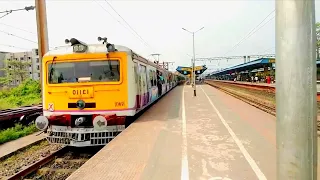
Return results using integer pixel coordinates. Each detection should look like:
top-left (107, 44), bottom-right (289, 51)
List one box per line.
top-left (176, 65), bottom-right (207, 75)
top-left (210, 58), bottom-right (275, 76)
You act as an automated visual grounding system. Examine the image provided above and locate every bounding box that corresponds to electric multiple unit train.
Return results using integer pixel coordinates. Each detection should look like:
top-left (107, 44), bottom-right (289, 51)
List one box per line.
top-left (35, 37), bottom-right (181, 147)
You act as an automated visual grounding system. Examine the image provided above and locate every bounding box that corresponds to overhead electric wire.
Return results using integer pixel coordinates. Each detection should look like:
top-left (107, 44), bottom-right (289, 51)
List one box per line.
top-left (0, 44), bottom-right (30, 50)
top-left (103, 0), bottom-right (154, 51)
top-left (94, 0), bottom-right (157, 61)
top-left (0, 6), bottom-right (35, 14)
top-left (0, 22), bottom-right (36, 35)
top-left (0, 29), bottom-right (37, 44)
top-left (0, 6), bottom-right (35, 20)
top-left (223, 9), bottom-right (275, 56)
top-left (0, 13), bottom-right (10, 19)
top-left (0, 29), bottom-right (56, 50)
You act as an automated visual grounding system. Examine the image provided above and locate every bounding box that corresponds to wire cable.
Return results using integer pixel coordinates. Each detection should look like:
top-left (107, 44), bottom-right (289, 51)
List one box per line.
top-left (0, 29), bottom-right (37, 44)
top-left (223, 9), bottom-right (275, 56)
top-left (0, 29), bottom-right (55, 50)
top-left (103, 0), bottom-right (154, 50)
top-left (94, 0), bottom-right (157, 60)
top-left (0, 22), bottom-right (36, 35)
top-left (0, 6), bottom-right (35, 20)
top-left (0, 44), bottom-right (30, 50)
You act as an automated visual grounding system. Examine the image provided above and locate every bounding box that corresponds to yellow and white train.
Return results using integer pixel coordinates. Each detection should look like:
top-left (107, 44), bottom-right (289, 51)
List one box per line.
top-left (35, 37), bottom-right (181, 147)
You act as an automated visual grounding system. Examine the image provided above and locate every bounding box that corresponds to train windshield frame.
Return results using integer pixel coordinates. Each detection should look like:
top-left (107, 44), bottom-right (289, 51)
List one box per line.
top-left (47, 59), bottom-right (120, 84)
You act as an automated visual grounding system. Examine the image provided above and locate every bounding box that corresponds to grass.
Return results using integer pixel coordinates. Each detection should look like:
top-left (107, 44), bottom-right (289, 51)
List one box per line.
top-left (0, 79), bottom-right (41, 110)
top-left (0, 123), bottom-right (39, 145)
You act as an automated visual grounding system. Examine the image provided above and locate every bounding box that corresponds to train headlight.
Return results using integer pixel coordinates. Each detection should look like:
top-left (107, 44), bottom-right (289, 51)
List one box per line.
top-left (93, 115), bottom-right (107, 130)
top-left (35, 116), bottom-right (49, 131)
top-left (76, 100), bottom-right (86, 110)
top-left (73, 44), bottom-right (87, 53)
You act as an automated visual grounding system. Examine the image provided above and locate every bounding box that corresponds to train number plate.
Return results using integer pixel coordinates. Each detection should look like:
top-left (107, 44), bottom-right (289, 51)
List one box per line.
top-left (68, 87), bottom-right (94, 99)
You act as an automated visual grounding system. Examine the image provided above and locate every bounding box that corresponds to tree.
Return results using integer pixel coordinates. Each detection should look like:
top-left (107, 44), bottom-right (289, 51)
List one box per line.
top-left (316, 22), bottom-right (320, 60)
top-left (0, 59), bottom-right (31, 86)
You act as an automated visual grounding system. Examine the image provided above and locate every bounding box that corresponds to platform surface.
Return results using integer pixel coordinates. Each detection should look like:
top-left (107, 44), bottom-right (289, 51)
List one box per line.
top-left (67, 84), bottom-right (276, 180)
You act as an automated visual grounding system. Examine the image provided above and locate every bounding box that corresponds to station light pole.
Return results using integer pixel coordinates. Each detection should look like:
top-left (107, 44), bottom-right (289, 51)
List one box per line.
top-left (182, 27), bottom-right (204, 97)
top-left (276, 0), bottom-right (317, 179)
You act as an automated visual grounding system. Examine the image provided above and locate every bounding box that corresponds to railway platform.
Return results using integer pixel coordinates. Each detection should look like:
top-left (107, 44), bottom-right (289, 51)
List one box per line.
top-left (67, 84), bottom-right (276, 180)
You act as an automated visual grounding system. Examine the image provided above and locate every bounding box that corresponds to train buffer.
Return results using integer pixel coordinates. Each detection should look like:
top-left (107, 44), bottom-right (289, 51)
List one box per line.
top-left (67, 84), bottom-right (276, 180)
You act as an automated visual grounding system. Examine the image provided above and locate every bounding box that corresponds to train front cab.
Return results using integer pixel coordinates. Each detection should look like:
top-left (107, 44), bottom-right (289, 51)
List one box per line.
top-left (36, 48), bottom-right (133, 147)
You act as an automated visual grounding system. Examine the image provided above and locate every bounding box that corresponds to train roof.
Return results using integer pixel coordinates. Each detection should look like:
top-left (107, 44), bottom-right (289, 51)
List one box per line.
top-left (44, 43), bottom-right (177, 74)
top-left (44, 44), bottom-right (132, 56)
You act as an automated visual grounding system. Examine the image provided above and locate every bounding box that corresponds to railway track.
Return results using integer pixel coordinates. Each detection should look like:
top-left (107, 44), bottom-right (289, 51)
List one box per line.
top-left (0, 105), bottom-right (43, 130)
top-left (206, 81), bottom-right (276, 116)
top-left (1, 145), bottom-right (102, 180)
top-left (207, 79), bottom-right (320, 101)
top-left (205, 81), bottom-right (320, 132)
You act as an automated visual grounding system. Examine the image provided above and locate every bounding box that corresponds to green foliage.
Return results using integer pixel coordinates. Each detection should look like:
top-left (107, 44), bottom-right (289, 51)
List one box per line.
top-left (0, 123), bottom-right (38, 144)
top-left (0, 79), bottom-right (41, 109)
top-left (316, 22), bottom-right (320, 59)
top-left (0, 59), bottom-right (31, 86)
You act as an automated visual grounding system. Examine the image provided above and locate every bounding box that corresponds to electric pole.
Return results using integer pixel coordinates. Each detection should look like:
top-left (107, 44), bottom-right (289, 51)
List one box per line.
top-left (276, 0), bottom-right (317, 179)
top-left (35, 0), bottom-right (49, 94)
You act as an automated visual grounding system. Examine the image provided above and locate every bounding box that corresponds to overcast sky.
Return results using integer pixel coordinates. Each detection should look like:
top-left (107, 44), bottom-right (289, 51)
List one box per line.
top-left (0, 0), bottom-right (319, 73)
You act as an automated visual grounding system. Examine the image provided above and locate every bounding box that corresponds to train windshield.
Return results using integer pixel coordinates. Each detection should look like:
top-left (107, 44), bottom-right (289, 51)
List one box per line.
top-left (47, 60), bottom-right (120, 84)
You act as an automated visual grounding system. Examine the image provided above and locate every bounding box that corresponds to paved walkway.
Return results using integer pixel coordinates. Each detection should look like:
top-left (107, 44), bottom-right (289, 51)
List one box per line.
top-left (0, 132), bottom-right (45, 159)
top-left (67, 85), bottom-right (276, 180)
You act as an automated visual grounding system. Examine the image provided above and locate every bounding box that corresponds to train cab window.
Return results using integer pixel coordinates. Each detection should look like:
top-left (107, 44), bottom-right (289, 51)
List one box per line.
top-left (48, 60), bottom-right (120, 84)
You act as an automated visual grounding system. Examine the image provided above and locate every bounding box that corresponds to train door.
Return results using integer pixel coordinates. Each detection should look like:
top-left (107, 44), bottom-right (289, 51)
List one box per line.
top-left (134, 62), bottom-right (140, 108)
top-left (139, 64), bottom-right (147, 107)
top-left (162, 72), bottom-right (167, 95)
top-left (147, 69), bottom-right (153, 103)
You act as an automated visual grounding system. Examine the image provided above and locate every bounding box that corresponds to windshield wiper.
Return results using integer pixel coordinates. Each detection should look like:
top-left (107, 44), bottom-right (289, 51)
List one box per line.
top-left (48, 56), bottom-right (57, 83)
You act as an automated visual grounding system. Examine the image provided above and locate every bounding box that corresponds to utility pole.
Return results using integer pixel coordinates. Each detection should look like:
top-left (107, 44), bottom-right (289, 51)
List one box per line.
top-left (182, 27), bottom-right (204, 97)
top-left (276, 0), bottom-right (317, 180)
top-left (35, 0), bottom-right (49, 92)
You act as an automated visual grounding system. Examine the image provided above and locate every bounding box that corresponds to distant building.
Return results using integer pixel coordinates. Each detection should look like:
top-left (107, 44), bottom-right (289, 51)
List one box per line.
top-left (1, 49), bottom-right (40, 86)
top-left (0, 51), bottom-right (8, 78)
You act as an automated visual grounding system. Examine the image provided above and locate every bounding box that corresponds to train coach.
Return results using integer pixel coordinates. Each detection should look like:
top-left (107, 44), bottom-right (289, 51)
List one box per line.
top-left (35, 37), bottom-right (180, 147)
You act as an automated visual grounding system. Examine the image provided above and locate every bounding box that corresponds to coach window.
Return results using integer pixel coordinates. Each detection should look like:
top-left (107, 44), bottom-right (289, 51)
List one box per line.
top-left (48, 60), bottom-right (120, 84)
top-left (149, 70), bottom-right (153, 87)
